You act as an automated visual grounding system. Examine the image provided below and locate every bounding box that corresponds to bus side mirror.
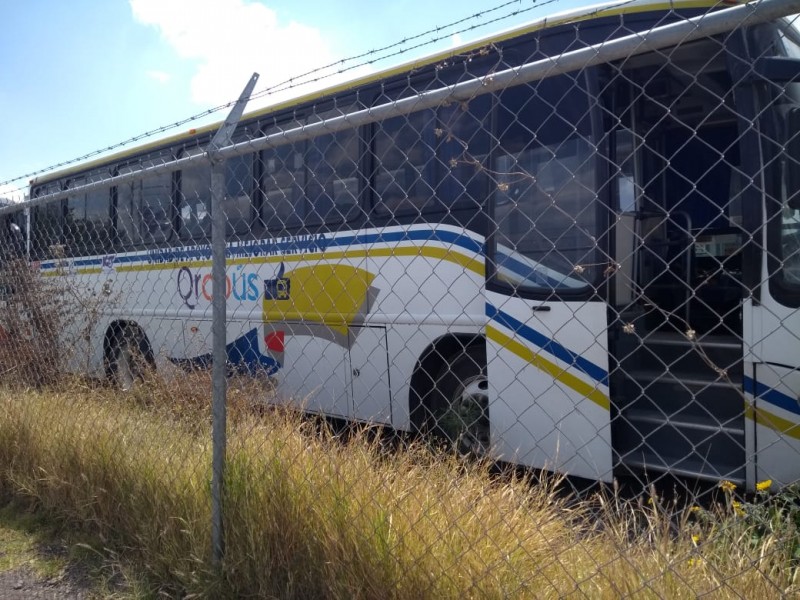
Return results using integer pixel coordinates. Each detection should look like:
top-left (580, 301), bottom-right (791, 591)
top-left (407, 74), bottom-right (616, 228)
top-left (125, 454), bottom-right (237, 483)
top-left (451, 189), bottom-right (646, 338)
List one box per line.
top-left (787, 107), bottom-right (800, 210)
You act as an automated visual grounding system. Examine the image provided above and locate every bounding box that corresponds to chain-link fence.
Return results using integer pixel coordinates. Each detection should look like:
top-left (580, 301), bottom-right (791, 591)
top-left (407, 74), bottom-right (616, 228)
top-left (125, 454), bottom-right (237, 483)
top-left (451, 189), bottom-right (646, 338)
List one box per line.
top-left (1, 0), bottom-right (800, 596)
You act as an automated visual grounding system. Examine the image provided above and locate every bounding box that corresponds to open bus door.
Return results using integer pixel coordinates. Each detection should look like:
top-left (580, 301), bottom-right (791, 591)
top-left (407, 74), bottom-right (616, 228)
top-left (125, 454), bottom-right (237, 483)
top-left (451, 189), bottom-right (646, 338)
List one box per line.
top-left (485, 286), bottom-right (613, 482)
top-left (483, 72), bottom-right (613, 481)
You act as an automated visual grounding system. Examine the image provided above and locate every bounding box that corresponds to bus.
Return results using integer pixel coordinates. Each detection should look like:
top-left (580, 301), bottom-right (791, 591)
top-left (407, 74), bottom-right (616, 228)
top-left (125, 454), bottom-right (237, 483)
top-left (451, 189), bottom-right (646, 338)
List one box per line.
top-left (3, 0), bottom-right (800, 491)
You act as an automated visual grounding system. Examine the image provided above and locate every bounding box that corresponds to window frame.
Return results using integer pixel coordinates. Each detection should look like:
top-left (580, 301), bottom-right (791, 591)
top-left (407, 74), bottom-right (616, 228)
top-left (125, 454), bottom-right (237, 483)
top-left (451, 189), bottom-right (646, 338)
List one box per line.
top-left (30, 183), bottom-right (64, 261)
top-left (486, 68), bottom-right (605, 301)
top-left (115, 151), bottom-right (177, 250)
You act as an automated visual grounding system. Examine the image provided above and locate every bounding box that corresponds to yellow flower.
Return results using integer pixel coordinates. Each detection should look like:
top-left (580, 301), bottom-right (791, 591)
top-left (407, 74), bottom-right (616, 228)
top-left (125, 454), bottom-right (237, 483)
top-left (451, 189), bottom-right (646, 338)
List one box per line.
top-left (690, 505), bottom-right (701, 513)
top-left (756, 479), bottom-right (772, 492)
top-left (732, 500), bottom-right (745, 516)
top-left (691, 534), bottom-right (701, 546)
top-left (688, 557), bottom-right (703, 568)
top-left (719, 480), bottom-right (736, 493)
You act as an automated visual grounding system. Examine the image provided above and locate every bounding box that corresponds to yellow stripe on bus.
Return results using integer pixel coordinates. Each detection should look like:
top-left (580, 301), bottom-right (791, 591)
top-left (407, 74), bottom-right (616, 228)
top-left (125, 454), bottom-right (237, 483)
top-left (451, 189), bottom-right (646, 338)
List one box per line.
top-left (42, 268), bottom-right (101, 277)
top-left (746, 404), bottom-right (800, 441)
top-left (487, 325), bottom-right (610, 411)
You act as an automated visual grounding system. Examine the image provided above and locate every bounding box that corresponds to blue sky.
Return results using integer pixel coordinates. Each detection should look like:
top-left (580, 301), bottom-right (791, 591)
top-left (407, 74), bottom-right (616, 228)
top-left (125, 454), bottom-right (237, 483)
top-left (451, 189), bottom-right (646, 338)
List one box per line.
top-left (0, 0), bottom-right (585, 199)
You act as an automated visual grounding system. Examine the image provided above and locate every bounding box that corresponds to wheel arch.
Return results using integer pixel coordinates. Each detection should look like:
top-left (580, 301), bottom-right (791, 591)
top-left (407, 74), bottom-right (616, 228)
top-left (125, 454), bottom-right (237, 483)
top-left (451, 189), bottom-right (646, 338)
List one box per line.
top-left (408, 332), bottom-right (486, 432)
top-left (103, 320), bottom-right (155, 377)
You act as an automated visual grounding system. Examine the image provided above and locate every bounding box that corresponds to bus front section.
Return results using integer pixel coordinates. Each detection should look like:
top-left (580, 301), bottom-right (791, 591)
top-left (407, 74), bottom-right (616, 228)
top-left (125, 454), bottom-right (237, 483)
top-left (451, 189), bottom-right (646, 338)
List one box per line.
top-left (607, 15), bottom-right (800, 490)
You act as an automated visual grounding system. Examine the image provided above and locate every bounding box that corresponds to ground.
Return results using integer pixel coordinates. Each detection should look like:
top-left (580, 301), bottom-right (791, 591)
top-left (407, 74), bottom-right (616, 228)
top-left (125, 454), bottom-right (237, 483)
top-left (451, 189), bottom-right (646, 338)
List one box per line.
top-left (0, 566), bottom-right (91, 599)
top-left (0, 504), bottom-right (113, 599)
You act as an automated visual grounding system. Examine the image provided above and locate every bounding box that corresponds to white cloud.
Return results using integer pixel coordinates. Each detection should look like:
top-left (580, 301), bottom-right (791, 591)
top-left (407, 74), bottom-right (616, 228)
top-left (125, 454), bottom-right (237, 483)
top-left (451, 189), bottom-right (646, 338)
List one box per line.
top-left (129, 0), bottom-right (370, 111)
top-left (146, 70), bottom-right (171, 84)
top-left (0, 182), bottom-right (27, 203)
top-left (451, 33), bottom-right (463, 47)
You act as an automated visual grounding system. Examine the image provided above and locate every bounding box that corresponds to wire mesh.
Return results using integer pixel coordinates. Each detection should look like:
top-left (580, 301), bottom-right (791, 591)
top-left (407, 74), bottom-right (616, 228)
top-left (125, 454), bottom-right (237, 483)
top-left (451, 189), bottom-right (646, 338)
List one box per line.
top-left (1, 0), bottom-right (800, 596)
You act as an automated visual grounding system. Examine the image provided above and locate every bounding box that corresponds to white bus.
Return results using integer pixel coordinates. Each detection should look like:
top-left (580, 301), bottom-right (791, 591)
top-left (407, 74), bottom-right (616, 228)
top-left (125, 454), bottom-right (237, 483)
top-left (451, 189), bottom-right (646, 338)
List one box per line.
top-left (4, 0), bottom-right (800, 490)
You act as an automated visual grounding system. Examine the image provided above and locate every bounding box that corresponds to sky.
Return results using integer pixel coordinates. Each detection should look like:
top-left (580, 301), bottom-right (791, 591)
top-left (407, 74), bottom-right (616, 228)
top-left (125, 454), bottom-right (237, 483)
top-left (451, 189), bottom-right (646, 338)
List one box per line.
top-left (0, 0), bottom-right (586, 200)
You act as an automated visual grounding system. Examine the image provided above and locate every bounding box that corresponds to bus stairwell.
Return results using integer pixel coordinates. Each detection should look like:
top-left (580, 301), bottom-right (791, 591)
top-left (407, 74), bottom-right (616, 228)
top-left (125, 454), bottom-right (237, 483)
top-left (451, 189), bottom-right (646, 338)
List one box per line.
top-left (607, 38), bottom-right (748, 484)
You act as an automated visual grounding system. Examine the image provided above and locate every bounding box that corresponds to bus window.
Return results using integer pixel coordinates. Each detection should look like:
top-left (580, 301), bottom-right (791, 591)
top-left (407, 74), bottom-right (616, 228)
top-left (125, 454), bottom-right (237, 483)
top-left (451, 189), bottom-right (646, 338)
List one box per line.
top-left (178, 148), bottom-right (212, 239)
top-left (775, 28), bottom-right (800, 290)
top-left (492, 74), bottom-right (597, 293)
top-left (224, 153), bottom-right (255, 237)
top-left (65, 177), bottom-right (112, 257)
top-left (86, 187), bottom-right (113, 255)
top-left (65, 178), bottom-right (85, 257)
top-left (372, 109), bottom-right (437, 217)
top-left (117, 163), bottom-right (174, 247)
top-left (260, 143), bottom-right (305, 234)
top-left (31, 184), bottom-right (63, 260)
top-left (437, 95), bottom-right (491, 208)
top-left (306, 130), bottom-right (359, 226)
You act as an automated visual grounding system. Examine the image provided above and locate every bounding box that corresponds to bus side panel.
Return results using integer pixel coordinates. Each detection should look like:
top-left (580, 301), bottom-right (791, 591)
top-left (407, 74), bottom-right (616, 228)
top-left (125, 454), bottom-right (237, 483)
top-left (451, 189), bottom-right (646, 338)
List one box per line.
top-left (364, 224), bottom-right (486, 430)
top-left (745, 282), bottom-right (800, 489)
top-left (749, 363), bottom-right (800, 489)
top-left (486, 296), bottom-right (613, 481)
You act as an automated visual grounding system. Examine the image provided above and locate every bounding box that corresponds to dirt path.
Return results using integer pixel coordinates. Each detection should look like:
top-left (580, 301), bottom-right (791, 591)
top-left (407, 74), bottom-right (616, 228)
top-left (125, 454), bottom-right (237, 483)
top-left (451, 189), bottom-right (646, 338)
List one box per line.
top-left (0, 566), bottom-right (91, 599)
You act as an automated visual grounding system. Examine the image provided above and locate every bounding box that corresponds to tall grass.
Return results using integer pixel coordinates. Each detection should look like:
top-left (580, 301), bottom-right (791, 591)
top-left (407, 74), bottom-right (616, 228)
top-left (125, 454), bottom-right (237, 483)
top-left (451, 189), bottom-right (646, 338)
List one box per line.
top-left (0, 378), bottom-right (797, 598)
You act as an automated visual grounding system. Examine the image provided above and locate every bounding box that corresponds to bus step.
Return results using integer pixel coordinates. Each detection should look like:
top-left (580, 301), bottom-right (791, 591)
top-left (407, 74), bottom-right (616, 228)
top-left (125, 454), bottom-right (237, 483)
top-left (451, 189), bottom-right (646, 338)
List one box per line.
top-left (617, 451), bottom-right (747, 486)
top-left (613, 409), bottom-right (746, 483)
top-left (618, 334), bottom-right (743, 381)
top-left (624, 409), bottom-right (745, 437)
top-left (624, 369), bottom-right (742, 387)
top-left (616, 369), bottom-right (745, 423)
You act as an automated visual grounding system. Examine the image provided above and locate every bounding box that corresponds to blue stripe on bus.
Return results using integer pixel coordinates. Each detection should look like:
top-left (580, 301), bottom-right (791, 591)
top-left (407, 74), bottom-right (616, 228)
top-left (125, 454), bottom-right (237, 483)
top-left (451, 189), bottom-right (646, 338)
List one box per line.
top-left (744, 376), bottom-right (800, 418)
top-left (486, 303), bottom-right (609, 386)
top-left (338, 228), bottom-right (484, 254)
top-left (494, 250), bottom-right (573, 289)
top-left (39, 227), bottom-right (485, 270)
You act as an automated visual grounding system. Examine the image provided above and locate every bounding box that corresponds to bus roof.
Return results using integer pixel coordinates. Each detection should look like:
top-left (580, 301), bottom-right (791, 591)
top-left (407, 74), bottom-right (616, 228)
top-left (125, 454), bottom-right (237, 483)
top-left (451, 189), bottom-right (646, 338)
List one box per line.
top-left (32, 0), bottom-right (738, 187)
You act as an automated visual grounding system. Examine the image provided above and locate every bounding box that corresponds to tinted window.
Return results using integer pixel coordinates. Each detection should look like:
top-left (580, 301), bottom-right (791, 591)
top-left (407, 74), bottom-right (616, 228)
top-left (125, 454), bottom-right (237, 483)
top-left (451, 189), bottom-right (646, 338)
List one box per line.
top-left (260, 143), bottom-right (305, 234)
top-left (31, 184), bottom-right (63, 260)
top-left (117, 163), bottom-right (174, 247)
top-left (437, 95), bottom-right (492, 208)
top-left (224, 153), bottom-right (255, 237)
top-left (492, 74), bottom-right (597, 293)
top-left (372, 109), bottom-right (437, 216)
top-left (178, 150), bottom-right (212, 239)
top-left (0, 209), bottom-right (26, 260)
top-left (65, 178), bottom-right (112, 257)
top-left (306, 130), bottom-right (359, 225)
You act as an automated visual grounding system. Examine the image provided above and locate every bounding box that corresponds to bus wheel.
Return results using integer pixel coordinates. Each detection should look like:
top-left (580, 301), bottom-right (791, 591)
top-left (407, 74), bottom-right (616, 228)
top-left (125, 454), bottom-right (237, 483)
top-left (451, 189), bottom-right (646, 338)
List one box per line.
top-left (432, 345), bottom-right (490, 456)
top-left (110, 328), bottom-right (152, 391)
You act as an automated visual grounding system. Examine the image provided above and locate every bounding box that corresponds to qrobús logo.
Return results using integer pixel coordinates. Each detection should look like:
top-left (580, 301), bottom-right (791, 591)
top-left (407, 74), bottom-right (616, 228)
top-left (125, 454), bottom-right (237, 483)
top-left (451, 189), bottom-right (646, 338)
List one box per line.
top-left (176, 265), bottom-right (260, 309)
top-left (264, 262), bottom-right (290, 300)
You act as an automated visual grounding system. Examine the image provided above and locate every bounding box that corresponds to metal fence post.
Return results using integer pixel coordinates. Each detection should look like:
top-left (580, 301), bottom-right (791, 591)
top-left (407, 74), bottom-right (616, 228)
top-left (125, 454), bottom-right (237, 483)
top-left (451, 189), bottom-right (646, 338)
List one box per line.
top-left (207, 73), bottom-right (259, 567)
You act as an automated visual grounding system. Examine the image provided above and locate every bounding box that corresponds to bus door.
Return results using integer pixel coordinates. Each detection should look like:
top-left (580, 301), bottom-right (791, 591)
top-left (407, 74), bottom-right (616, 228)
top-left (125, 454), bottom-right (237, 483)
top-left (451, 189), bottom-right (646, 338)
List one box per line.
top-left (740, 21), bottom-right (800, 489)
top-left (606, 39), bottom-right (753, 484)
top-left (485, 72), bottom-right (613, 481)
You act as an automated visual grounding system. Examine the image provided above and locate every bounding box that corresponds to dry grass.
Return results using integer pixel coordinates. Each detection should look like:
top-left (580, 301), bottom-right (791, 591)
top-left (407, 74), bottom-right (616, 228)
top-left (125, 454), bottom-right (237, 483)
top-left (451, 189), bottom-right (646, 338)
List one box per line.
top-left (0, 375), bottom-right (797, 598)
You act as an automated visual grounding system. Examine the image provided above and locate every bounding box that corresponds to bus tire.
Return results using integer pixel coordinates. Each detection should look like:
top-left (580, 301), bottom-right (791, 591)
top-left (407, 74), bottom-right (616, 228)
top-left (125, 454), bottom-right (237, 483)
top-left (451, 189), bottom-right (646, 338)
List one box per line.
top-left (429, 344), bottom-right (490, 456)
top-left (109, 327), bottom-right (153, 391)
